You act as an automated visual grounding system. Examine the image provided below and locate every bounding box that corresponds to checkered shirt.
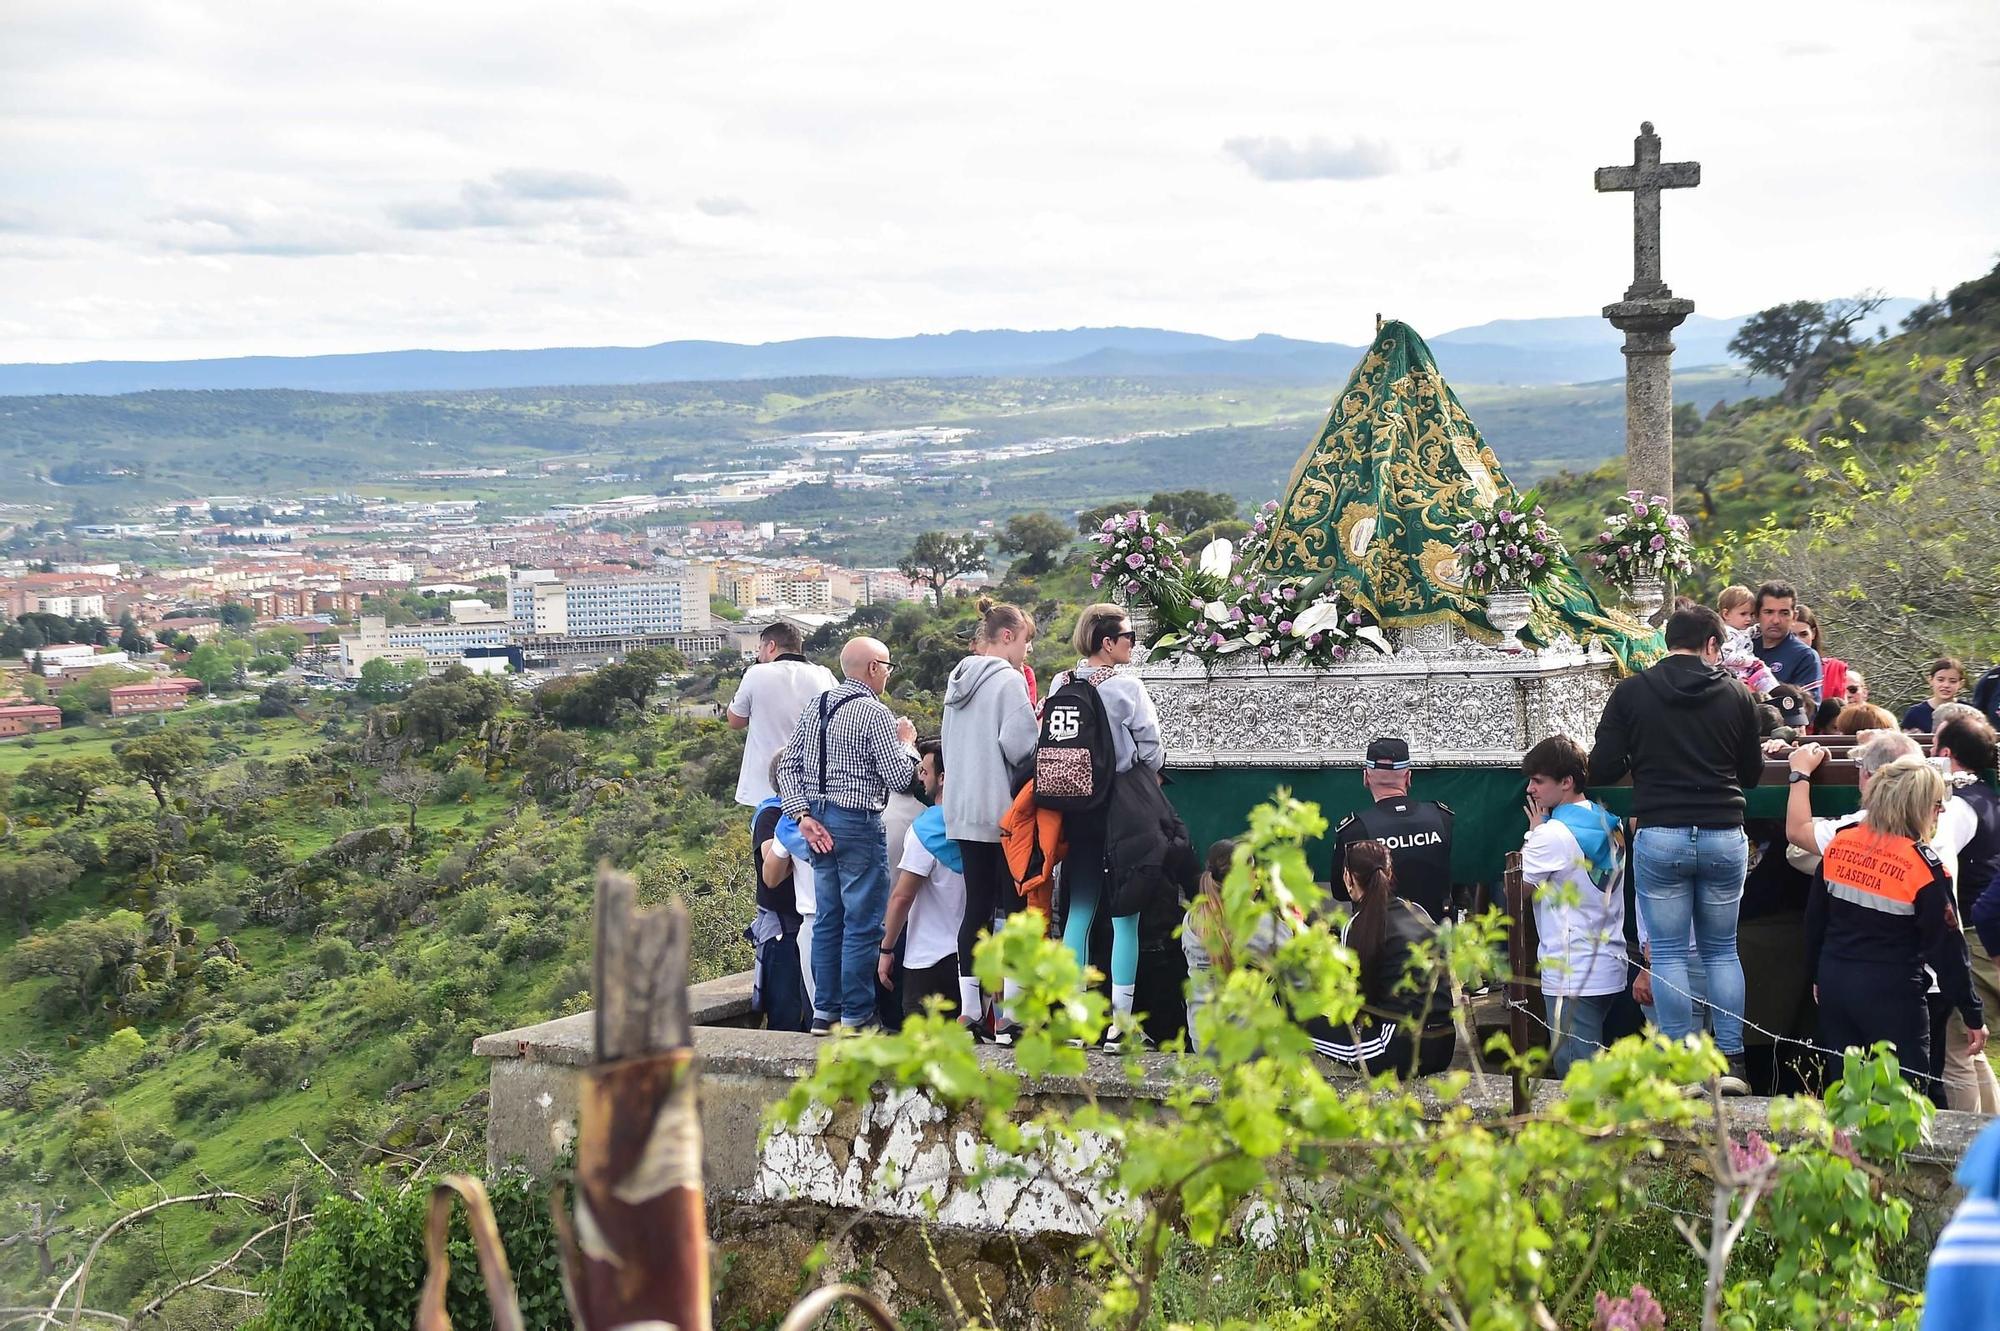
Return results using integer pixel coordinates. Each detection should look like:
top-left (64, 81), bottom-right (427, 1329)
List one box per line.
top-left (777, 678), bottom-right (916, 819)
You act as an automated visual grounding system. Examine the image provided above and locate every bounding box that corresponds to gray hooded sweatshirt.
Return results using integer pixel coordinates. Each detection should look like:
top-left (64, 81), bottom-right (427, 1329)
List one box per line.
top-left (939, 654), bottom-right (1040, 842)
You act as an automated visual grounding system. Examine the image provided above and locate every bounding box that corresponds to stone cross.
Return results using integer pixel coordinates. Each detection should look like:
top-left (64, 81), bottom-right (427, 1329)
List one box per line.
top-left (1595, 121), bottom-right (1699, 301)
top-left (1597, 121), bottom-right (1699, 508)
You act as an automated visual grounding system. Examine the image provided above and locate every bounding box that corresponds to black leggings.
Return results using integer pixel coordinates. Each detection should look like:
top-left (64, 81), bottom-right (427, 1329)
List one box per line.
top-left (1816, 959), bottom-right (1932, 1090)
top-left (956, 840), bottom-right (1020, 981)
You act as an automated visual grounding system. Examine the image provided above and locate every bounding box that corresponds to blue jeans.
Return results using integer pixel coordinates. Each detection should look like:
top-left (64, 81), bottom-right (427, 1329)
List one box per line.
top-left (807, 800), bottom-right (891, 1026)
top-left (1543, 991), bottom-right (1619, 1078)
top-left (1633, 826), bottom-right (1748, 1055)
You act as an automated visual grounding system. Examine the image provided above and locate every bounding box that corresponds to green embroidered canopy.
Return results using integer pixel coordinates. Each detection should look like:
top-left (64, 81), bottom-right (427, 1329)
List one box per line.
top-left (1257, 320), bottom-right (1660, 669)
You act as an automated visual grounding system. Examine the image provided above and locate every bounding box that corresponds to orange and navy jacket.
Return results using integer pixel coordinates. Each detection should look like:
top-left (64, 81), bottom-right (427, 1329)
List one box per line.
top-left (999, 780), bottom-right (1065, 924)
top-left (1806, 823), bottom-right (1984, 1028)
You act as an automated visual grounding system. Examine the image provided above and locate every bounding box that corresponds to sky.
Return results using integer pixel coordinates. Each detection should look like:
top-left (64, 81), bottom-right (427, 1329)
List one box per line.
top-left (2, 1), bottom-right (1996, 364)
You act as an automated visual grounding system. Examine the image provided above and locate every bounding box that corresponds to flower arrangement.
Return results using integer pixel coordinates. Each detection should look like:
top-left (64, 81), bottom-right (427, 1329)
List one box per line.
top-left (1141, 501), bottom-right (1387, 668)
top-left (1586, 491), bottom-right (1693, 589)
top-left (1450, 491), bottom-right (1567, 594)
top-left (1088, 509), bottom-right (1187, 598)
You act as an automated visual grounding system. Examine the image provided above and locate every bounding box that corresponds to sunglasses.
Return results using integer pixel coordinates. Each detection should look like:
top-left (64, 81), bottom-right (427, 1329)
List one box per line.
top-left (1112, 630), bottom-right (1138, 643)
top-left (1846, 685), bottom-right (1863, 695)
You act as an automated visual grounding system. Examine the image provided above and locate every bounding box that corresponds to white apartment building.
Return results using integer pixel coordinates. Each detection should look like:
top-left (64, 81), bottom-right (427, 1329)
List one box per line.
top-left (35, 593), bottom-right (106, 619)
top-left (507, 567), bottom-right (711, 638)
top-left (337, 616), bottom-right (510, 676)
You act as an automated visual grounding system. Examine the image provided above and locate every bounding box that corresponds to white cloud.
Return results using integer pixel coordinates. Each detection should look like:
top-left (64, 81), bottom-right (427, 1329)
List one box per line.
top-left (1222, 135), bottom-right (1401, 182)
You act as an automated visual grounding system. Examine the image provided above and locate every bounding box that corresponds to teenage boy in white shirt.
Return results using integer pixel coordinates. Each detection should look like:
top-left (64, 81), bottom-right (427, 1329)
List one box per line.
top-left (1522, 735), bottom-right (1629, 1077)
top-left (878, 742), bottom-right (967, 1020)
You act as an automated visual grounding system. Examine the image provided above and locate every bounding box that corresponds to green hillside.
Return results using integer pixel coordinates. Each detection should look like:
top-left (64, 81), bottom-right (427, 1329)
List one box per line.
top-left (1536, 262), bottom-right (2000, 701)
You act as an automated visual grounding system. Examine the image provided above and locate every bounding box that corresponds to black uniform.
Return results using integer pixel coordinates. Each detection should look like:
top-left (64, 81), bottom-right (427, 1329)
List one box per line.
top-left (1335, 796), bottom-right (1455, 922)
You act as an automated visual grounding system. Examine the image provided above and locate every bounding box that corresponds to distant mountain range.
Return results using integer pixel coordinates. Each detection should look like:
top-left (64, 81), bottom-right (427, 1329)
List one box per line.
top-left (0, 303), bottom-right (1919, 397)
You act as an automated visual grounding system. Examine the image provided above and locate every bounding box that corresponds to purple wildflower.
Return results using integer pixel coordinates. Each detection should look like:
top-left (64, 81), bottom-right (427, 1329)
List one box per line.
top-left (1727, 1131), bottom-right (1774, 1176)
top-left (1591, 1284), bottom-right (1665, 1331)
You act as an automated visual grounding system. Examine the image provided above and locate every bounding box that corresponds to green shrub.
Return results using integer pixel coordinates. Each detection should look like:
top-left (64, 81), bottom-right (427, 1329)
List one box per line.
top-left (248, 1170), bottom-right (567, 1331)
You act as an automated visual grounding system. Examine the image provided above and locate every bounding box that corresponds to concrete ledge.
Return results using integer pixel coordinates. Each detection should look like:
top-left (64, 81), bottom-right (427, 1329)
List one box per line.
top-left (477, 968), bottom-right (1989, 1234)
top-left (473, 970), bottom-right (756, 1066)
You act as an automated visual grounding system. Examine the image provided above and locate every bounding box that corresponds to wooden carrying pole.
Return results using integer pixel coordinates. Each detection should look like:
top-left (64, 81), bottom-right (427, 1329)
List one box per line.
top-left (561, 865), bottom-right (711, 1331)
top-left (1502, 850), bottom-right (1535, 1117)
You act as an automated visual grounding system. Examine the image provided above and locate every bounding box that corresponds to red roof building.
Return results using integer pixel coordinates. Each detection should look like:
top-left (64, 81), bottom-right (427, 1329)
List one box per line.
top-left (0, 703), bottom-right (63, 737)
top-left (108, 678), bottom-right (199, 716)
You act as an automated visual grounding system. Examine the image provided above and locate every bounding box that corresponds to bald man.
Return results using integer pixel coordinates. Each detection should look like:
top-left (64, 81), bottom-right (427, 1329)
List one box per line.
top-left (778, 635), bottom-right (919, 1034)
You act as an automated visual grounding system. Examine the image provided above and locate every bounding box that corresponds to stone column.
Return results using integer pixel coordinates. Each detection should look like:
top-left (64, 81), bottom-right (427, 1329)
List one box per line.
top-left (1603, 296), bottom-right (1692, 503)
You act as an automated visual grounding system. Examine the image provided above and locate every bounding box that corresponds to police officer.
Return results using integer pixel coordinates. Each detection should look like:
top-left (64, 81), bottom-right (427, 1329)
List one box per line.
top-left (1334, 737), bottom-right (1455, 921)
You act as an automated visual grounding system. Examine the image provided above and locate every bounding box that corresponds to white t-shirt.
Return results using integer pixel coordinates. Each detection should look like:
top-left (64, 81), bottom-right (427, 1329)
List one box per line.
top-left (767, 837), bottom-right (817, 919)
top-left (896, 835), bottom-right (967, 971)
top-left (1522, 815), bottom-right (1628, 997)
top-left (730, 657), bottom-right (837, 806)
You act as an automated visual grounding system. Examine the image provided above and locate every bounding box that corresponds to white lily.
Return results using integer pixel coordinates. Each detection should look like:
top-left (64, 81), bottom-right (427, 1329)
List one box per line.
top-left (1290, 599), bottom-right (1345, 639)
top-left (1201, 600), bottom-right (1229, 623)
top-left (1355, 625), bottom-right (1390, 653)
top-left (1212, 636), bottom-right (1250, 654)
top-left (1198, 538), bottom-right (1234, 579)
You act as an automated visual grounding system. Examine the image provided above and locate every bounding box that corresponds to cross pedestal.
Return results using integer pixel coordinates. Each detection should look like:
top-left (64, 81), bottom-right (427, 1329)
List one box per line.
top-left (1596, 121), bottom-right (1699, 505)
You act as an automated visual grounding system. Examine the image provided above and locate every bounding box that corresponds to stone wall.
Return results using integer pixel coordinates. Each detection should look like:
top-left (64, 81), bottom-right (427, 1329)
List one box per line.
top-left (475, 972), bottom-right (1987, 1325)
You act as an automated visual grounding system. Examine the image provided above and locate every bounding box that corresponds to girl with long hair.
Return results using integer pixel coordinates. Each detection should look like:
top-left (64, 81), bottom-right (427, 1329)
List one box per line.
top-left (1309, 839), bottom-right (1457, 1077)
top-left (938, 597), bottom-right (1039, 1041)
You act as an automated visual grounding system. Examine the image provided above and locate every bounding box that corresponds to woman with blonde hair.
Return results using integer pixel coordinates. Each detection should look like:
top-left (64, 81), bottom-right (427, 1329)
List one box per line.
top-left (1050, 602), bottom-right (1162, 1042)
top-left (1805, 755), bottom-right (1986, 1089)
top-left (939, 597), bottom-right (1039, 1041)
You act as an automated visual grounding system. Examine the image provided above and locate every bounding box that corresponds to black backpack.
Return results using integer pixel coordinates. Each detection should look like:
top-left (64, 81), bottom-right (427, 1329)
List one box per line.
top-left (1034, 668), bottom-right (1117, 811)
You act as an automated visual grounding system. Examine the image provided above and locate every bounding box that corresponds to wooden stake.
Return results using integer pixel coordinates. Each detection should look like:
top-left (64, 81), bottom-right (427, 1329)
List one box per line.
top-left (567, 864), bottom-right (711, 1331)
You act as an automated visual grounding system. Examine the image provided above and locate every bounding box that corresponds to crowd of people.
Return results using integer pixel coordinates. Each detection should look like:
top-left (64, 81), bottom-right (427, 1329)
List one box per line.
top-left (726, 582), bottom-right (2000, 1099)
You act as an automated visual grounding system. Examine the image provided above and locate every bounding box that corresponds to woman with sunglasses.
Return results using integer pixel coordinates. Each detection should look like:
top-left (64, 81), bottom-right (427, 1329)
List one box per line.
top-left (1050, 602), bottom-right (1162, 1042)
top-left (1802, 754), bottom-right (1986, 1092)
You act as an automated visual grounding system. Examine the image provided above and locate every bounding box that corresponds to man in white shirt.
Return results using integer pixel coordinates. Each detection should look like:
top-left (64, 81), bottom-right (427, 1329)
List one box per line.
top-left (878, 743), bottom-right (966, 1020)
top-left (730, 622), bottom-right (837, 807)
top-left (1521, 736), bottom-right (1631, 1079)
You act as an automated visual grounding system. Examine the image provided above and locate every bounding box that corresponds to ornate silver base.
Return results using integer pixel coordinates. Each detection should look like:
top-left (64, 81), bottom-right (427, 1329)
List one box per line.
top-left (1135, 620), bottom-right (1619, 769)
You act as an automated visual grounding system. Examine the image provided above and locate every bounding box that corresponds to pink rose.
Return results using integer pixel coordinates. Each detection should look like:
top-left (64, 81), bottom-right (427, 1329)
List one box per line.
top-left (1649, 535), bottom-right (1666, 552)
top-left (1231, 606), bottom-right (1244, 621)
top-left (1091, 573), bottom-right (1103, 587)
top-left (1263, 500), bottom-right (1278, 512)
top-left (1471, 521), bottom-right (1486, 539)
top-left (1259, 645), bottom-right (1273, 659)
top-left (1307, 633), bottom-right (1322, 647)
top-left (1125, 553), bottom-right (1144, 569)
top-left (1278, 620), bottom-right (1294, 633)
top-left (1531, 553), bottom-right (1546, 567)
top-left (1207, 632), bottom-right (1224, 647)
top-left (1632, 502), bottom-right (1648, 517)
top-left (1282, 586), bottom-right (1296, 600)
top-left (1141, 537), bottom-right (1154, 551)
top-left (1250, 614), bottom-right (1266, 627)
top-left (1505, 543), bottom-right (1519, 559)
top-left (1473, 562), bottom-right (1488, 577)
